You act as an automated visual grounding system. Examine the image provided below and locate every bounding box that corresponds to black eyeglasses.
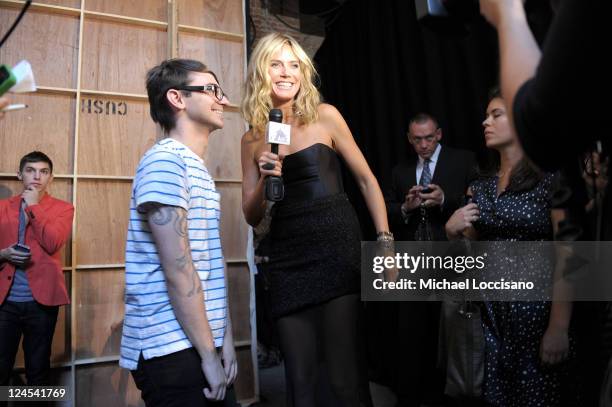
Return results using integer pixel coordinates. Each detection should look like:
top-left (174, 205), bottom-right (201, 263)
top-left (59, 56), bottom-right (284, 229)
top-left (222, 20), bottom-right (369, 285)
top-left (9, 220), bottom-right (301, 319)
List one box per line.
top-left (176, 84), bottom-right (226, 102)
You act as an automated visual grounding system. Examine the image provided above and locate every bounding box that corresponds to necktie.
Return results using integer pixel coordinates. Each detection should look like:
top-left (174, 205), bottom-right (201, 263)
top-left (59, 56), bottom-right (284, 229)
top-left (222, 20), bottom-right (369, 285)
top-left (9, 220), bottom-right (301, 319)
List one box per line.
top-left (18, 201), bottom-right (26, 244)
top-left (419, 158), bottom-right (432, 187)
top-left (16, 201), bottom-right (26, 273)
top-left (416, 159), bottom-right (433, 241)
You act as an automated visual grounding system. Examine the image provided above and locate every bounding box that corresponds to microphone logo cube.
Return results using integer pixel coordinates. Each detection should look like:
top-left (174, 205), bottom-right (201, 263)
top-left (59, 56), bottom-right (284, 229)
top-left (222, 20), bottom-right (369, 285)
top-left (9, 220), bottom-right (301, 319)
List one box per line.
top-left (266, 122), bottom-right (291, 145)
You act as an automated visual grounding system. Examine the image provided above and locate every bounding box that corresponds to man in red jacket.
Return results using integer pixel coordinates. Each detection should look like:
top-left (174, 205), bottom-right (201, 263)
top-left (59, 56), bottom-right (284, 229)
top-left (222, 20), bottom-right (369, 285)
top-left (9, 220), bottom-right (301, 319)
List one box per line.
top-left (0, 151), bottom-right (73, 386)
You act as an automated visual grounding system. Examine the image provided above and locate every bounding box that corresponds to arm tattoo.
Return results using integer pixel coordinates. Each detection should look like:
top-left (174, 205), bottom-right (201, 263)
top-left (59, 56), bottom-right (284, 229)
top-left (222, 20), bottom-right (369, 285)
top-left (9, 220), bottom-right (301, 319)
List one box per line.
top-left (150, 206), bottom-right (188, 239)
top-left (148, 205), bottom-right (199, 297)
top-left (150, 206), bottom-right (173, 226)
top-left (173, 210), bottom-right (188, 237)
top-left (176, 254), bottom-right (189, 272)
top-left (187, 269), bottom-right (203, 297)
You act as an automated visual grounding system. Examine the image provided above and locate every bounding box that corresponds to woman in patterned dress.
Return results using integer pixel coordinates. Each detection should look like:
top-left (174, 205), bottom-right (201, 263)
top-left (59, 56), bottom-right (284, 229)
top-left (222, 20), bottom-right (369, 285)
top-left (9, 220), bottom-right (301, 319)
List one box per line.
top-left (445, 89), bottom-right (576, 406)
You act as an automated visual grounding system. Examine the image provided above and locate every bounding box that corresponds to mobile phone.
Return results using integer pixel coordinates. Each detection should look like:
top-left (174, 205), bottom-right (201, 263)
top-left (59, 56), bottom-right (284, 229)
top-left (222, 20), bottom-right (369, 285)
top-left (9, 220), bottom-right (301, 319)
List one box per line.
top-left (420, 187), bottom-right (433, 194)
top-left (12, 243), bottom-right (30, 253)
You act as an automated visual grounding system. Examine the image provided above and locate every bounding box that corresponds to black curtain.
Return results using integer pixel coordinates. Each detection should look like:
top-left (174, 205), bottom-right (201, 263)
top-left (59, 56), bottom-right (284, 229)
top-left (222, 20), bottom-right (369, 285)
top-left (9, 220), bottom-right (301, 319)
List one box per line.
top-left (313, 0), bottom-right (548, 237)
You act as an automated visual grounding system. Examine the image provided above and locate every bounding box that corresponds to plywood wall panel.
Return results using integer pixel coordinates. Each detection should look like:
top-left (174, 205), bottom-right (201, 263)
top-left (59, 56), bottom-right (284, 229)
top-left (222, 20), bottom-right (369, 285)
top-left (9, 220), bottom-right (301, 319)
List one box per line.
top-left (37, 0), bottom-right (80, 8)
top-left (0, 8), bottom-right (79, 88)
top-left (178, 33), bottom-right (244, 106)
top-left (76, 181), bottom-right (131, 266)
top-left (227, 263), bottom-right (251, 343)
top-left (86, 0), bottom-right (167, 21)
top-left (81, 20), bottom-right (167, 95)
top-left (78, 96), bottom-right (159, 175)
top-left (0, 93), bottom-right (75, 174)
top-left (75, 268), bottom-right (124, 359)
top-left (234, 347), bottom-right (255, 402)
top-left (217, 183), bottom-right (248, 261)
top-left (178, 0), bottom-right (244, 34)
top-left (205, 111), bottom-right (245, 180)
top-left (76, 363), bottom-right (144, 407)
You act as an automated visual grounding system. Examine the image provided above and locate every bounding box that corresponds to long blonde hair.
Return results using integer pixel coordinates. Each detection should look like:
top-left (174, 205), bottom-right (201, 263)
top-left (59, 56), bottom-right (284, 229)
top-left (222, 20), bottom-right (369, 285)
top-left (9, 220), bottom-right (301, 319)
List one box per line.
top-left (241, 32), bottom-right (321, 133)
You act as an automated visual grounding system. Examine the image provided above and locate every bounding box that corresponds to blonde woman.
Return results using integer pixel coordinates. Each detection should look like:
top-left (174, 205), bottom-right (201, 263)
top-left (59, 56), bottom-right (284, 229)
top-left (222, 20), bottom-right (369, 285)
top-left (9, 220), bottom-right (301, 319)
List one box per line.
top-left (241, 32), bottom-right (390, 406)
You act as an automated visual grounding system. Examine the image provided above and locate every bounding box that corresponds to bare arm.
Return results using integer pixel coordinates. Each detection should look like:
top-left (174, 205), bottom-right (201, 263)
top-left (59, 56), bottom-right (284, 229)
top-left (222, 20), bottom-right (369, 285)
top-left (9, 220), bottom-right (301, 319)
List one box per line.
top-left (479, 0), bottom-right (541, 126)
top-left (540, 208), bottom-right (573, 365)
top-left (146, 204), bottom-right (226, 400)
top-left (222, 303), bottom-right (238, 385)
top-left (321, 104), bottom-right (390, 234)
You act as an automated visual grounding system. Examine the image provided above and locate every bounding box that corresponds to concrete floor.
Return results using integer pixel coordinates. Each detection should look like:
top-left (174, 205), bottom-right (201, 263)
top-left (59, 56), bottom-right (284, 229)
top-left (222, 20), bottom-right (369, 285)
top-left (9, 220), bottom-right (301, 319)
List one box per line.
top-left (250, 363), bottom-right (397, 407)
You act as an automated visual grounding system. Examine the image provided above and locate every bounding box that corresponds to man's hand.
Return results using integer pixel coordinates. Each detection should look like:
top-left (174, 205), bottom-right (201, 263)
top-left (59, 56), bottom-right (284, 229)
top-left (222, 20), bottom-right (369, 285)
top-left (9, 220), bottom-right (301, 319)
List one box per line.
top-left (402, 186), bottom-right (422, 213)
top-left (22, 186), bottom-right (41, 206)
top-left (201, 351), bottom-right (227, 401)
top-left (479, 0), bottom-right (526, 29)
top-left (0, 245), bottom-right (31, 266)
top-left (222, 333), bottom-right (238, 385)
top-left (419, 184), bottom-right (444, 208)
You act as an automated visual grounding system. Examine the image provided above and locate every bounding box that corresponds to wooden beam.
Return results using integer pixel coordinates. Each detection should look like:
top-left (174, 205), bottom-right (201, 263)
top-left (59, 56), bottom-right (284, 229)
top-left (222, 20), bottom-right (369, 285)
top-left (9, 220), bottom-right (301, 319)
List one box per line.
top-left (80, 89), bottom-right (148, 101)
top-left (0, 0), bottom-right (80, 17)
top-left (84, 10), bottom-right (167, 30)
top-left (167, 0), bottom-right (178, 58)
top-left (36, 86), bottom-right (77, 95)
top-left (178, 24), bottom-right (244, 42)
top-left (76, 264), bottom-right (125, 270)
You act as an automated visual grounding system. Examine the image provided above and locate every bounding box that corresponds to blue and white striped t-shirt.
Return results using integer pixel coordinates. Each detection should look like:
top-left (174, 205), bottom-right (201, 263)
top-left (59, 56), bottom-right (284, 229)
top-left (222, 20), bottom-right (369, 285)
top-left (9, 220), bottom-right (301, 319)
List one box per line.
top-left (120, 138), bottom-right (227, 370)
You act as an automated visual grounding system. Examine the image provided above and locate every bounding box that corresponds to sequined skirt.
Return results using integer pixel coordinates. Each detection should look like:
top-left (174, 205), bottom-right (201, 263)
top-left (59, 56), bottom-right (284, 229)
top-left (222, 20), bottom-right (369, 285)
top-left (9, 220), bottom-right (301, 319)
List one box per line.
top-left (257, 193), bottom-right (361, 319)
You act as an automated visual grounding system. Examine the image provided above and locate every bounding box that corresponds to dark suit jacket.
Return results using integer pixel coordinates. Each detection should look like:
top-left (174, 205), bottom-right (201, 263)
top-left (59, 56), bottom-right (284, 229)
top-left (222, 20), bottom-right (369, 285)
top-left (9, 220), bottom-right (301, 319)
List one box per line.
top-left (385, 145), bottom-right (476, 241)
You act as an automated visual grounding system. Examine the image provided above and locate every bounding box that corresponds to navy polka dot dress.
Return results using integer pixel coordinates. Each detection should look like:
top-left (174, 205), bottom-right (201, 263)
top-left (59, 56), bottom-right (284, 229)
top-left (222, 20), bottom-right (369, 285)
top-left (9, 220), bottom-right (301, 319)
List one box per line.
top-left (470, 173), bottom-right (574, 407)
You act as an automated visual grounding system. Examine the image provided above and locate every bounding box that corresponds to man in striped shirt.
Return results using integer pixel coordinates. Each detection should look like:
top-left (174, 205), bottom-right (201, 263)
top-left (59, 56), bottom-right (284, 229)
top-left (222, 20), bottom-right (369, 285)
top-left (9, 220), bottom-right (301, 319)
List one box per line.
top-left (120, 59), bottom-right (236, 406)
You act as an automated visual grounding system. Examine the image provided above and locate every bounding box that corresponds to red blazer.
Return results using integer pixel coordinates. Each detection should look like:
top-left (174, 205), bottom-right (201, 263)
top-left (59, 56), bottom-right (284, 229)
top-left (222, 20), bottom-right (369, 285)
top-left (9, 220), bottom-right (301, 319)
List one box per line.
top-left (0, 194), bottom-right (74, 306)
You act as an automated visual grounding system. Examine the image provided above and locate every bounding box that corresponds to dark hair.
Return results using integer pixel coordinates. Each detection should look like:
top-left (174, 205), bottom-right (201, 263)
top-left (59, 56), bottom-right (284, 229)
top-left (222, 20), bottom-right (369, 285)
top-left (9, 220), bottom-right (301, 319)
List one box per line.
top-left (408, 112), bottom-right (439, 132)
top-left (19, 151), bottom-right (53, 173)
top-left (479, 154), bottom-right (543, 192)
top-left (488, 86), bottom-right (502, 101)
top-left (145, 59), bottom-right (219, 133)
top-left (480, 87), bottom-right (543, 191)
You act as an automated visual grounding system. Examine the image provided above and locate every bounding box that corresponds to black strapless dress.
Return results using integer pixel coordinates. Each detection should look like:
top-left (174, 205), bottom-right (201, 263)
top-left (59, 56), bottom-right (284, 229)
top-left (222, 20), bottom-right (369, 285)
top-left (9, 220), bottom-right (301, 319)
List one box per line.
top-left (257, 143), bottom-right (362, 319)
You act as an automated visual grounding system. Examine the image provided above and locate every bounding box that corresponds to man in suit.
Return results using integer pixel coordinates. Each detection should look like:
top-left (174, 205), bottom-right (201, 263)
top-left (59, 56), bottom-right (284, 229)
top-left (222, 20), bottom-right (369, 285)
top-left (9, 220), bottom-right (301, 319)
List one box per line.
top-left (386, 113), bottom-right (475, 242)
top-left (385, 113), bottom-right (475, 407)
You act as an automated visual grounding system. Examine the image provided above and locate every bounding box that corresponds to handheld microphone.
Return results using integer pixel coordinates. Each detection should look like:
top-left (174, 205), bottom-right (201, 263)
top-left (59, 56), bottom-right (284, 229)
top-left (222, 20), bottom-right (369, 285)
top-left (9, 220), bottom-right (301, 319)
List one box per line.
top-left (263, 109), bottom-right (291, 201)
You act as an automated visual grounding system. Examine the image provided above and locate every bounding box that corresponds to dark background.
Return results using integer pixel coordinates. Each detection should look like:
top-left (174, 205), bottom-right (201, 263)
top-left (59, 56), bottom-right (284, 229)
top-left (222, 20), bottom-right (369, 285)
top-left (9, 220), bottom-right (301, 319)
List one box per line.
top-left (311, 0), bottom-right (553, 237)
